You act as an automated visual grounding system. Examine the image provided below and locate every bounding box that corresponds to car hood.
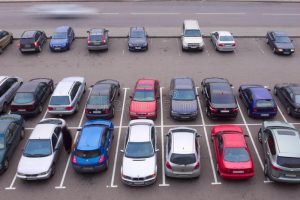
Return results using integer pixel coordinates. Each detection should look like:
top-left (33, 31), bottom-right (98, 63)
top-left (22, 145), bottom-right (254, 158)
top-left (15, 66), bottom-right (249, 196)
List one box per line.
top-left (0, 150), bottom-right (5, 164)
top-left (223, 160), bottom-right (253, 170)
top-left (172, 100), bottom-right (197, 113)
top-left (17, 155), bottom-right (53, 175)
top-left (50, 38), bottom-right (68, 46)
top-left (183, 37), bottom-right (204, 44)
top-left (130, 100), bottom-right (156, 113)
top-left (122, 155), bottom-right (156, 177)
top-left (275, 42), bottom-right (294, 49)
top-left (129, 38), bottom-right (147, 45)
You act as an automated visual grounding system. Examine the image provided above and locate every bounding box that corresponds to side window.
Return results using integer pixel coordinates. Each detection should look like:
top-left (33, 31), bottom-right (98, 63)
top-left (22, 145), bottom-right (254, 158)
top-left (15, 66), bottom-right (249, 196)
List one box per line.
top-left (0, 85), bottom-right (6, 97)
top-left (266, 133), bottom-right (276, 156)
top-left (195, 138), bottom-right (199, 154)
top-left (125, 128), bottom-right (130, 148)
top-left (6, 125), bottom-right (15, 144)
top-left (101, 129), bottom-right (108, 147)
top-left (245, 90), bottom-right (253, 103)
top-left (54, 127), bottom-right (61, 137)
top-left (215, 32), bottom-right (219, 39)
top-left (36, 83), bottom-right (45, 99)
top-left (206, 85), bottom-right (211, 98)
top-left (70, 82), bottom-right (80, 100)
top-left (217, 135), bottom-right (223, 154)
top-left (167, 134), bottom-right (172, 154)
top-left (35, 32), bottom-right (41, 41)
top-left (5, 78), bottom-right (18, 91)
top-left (51, 134), bottom-right (58, 149)
top-left (151, 127), bottom-right (155, 149)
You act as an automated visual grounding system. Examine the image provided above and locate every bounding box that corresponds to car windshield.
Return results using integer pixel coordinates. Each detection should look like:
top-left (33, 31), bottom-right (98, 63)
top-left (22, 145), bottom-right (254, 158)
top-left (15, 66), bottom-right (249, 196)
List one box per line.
top-left (211, 90), bottom-right (235, 104)
top-left (220, 36), bottom-right (234, 41)
top-left (125, 142), bottom-right (154, 158)
top-left (277, 156), bottom-right (300, 168)
top-left (173, 89), bottom-right (196, 101)
top-left (170, 153), bottom-right (196, 165)
top-left (23, 139), bottom-right (52, 157)
top-left (52, 32), bottom-right (67, 39)
top-left (256, 100), bottom-right (275, 108)
top-left (0, 134), bottom-right (4, 149)
top-left (133, 90), bottom-right (155, 102)
top-left (184, 30), bottom-right (201, 37)
top-left (50, 96), bottom-right (70, 105)
top-left (130, 31), bottom-right (145, 38)
top-left (20, 38), bottom-right (34, 43)
top-left (224, 148), bottom-right (250, 162)
top-left (294, 95), bottom-right (300, 104)
top-left (87, 95), bottom-right (109, 105)
top-left (75, 149), bottom-right (100, 158)
top-left (0, 31), bottom-right (6, 38)
top-left (90, 35), bottom-right (102, 41)
top-left (275, 36), bottom-right (291, 43)
top-left (14, 92), bottom-right (34, 104)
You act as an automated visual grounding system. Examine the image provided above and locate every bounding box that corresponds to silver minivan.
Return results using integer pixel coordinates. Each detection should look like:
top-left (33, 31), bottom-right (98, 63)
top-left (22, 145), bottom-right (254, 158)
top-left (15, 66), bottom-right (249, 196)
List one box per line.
top-left (181, 20), bottom-right (205, 51)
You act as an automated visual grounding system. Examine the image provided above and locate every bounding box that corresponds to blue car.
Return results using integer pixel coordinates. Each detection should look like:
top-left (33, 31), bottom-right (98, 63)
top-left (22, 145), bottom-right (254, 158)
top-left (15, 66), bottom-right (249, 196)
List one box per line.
top-left (49, 26), bottom-right (75, 51)
top-left (71, 119), bottom-right (114, 173)
top-left (239, 84), bottom-right (277, 118)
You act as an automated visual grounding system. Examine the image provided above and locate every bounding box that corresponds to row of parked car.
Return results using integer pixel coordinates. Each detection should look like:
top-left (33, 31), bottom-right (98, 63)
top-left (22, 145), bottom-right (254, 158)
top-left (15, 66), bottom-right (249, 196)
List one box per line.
top-left (0, 20), bottom-right (296, 55)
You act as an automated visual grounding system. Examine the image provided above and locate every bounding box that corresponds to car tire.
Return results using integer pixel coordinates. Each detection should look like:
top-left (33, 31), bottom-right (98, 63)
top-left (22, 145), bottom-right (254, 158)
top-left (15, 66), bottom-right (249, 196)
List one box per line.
top-left (38, 46), bottom-right (42, 53)
top-left (2, 102), bottom-right (8, 113)
top-left (274, 88), bottom-right (277, 96)
top-left (50, 163), bottom-right (56, 177)
top-left (216, 163), bottom-right (220, 174)
top-left (205, 106), bottom-right (211, 118)
top-left (0, 47), bottom-right (3, 54)
top-left (75, 104), bottom-right (79, 113)
top-left (3, 158), bottom-right (9, 171)
top-left (258, 128), bottom-right (262, 143)
top-left (66, 44), bottom-right (70, 50)
top-left (10, 36), bottom-right (13, 44)
top-left (264, 161), bottom-right (268, 177)
top-left (273, 47), bottom-right (277, 54)
top-left (287, 106), bottom-right (292, 115)
top-left (111, 106), bottom-right (115, 118)
top-left (20, 128), bottom-right (25, 140)
top-left (247, 108), bottom-right (251, 117)
top-left (38, 104), bottom-right (43, 113)
top-left (214, 44), bottom-right (218, 51)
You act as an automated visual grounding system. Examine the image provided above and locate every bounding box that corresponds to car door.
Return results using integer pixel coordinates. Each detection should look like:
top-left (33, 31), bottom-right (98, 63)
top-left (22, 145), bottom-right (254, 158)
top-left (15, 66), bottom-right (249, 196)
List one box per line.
top-left (214, 134), bottom-right (223, 168)
top-left (212, 32), bottom-right (219, 46)
top-left (242, 89), bottom-right (252, 108)
top-left (166, 132), bottom-right (172, 162)
top-left (51, 129), bottom-right (61, 162)
top-left (6, 123), bottom-right (18, 158)
top-left (263, 130), bottom-right (276, 167)
top-left (71, 82), bottom-right (81, 106)
top-left (38, 83), bottom-right (48, 104)
top-left (0, 31), bottom-right (9, 47)
top-left (269, 33), bottom-right (276, 48)
top-left (204, 84), bottom-right (211, 106)
top-left (4, 78), bottom-right (18, 103)
top-left (101, 129), bottom-right (109, 156)
top-left (281, 88), bottom-right (293, 108)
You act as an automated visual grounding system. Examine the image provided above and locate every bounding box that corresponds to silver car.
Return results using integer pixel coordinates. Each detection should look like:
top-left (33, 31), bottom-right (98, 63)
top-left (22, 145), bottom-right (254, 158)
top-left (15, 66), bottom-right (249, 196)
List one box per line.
top-left (17, 118), bottom-right (66, 180)
top-left (0, 76), bottom-right (23, 113)
top-left (48, 77), bottom-right (86, 115)
top-left (211, 31), bottom-right (236, 52)
top-left (165, 127), bottom-right (201, 178)
top-left (258, 121), bottom-right (300, 183)
top-left (121, 119), bottom-right (158, 186)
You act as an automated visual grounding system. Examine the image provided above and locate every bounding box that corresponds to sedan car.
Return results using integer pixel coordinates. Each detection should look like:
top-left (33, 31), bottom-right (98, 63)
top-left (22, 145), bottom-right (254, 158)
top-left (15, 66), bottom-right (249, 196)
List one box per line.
top-left (169, 77), bottom-right (198, 120)
top-left (87, 28), bottom-right (109, 51)
top-left (211, 31), bottom-right (236, 52)
top-left (258, 121), bottom-right (300, 183)
top-left (0, 114), bottom-right (24, 173)
top-left (72, 120), bottom-right (114, 173)
top-left (201, 77), bottom-right (238, 119)
top-left (18, 30), bottom-right (47, 53)
top-left (274, 83), bottom-right (300, 117)
top-left (121, 119), bottom-right (158, 186)
top-left (129, 79), bottom-right (159, 120)
top-left (49, 26), bottom-right (75, 51)
top-left (266, 31), bottom-right (295, 55)
top-left (212, 125), bottom-right (254, 179)
top-left (128, 27), bottom-right (148, 51)
top-left (85, 79), bottom-right (120, 119)
top-left (10, 78), bottom-right (54, 116)
top-left (165, 127), bottom-right (201, 178)
top-left (17, 118), bottom-right (65, 180)
top-left (0, 76), bottom-right (23, 113)
top-left (239, 84), bottom-right (277, 118)
top-left (0, 30), bottom-right (13, 54)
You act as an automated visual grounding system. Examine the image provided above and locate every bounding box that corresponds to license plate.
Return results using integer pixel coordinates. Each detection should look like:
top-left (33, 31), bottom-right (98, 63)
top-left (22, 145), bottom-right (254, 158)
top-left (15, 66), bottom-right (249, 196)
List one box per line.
top-left (135, 47), bottom-right (141, 50)
top-left (55, 47), bottom-right (60, 50)
top-left (83, 167), bottom-right (93, 170)
top-left (221, 110), bottom-right (230, 113)
top-left (261, 114), bottom-right (269, 117)
top-left (285, 174), bottom-right (297, 178)
top-left (18, 109), bottom-right (26, 111)
top-left (93, 111), bottom-right (102, 114)
top-left (134, 181), bottom-right (144, 185)
top-left (55, 107), bottom-right (65, 111)
top-left (232, 170), bottom-right (244, 174)
top-left (25, 44), bottom-right (31, 47)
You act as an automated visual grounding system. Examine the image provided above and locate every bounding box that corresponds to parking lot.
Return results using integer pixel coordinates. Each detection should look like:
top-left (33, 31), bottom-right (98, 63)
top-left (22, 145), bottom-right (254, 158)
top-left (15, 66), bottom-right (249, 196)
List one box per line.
top-left (1, 37), bottom-right (300, 200)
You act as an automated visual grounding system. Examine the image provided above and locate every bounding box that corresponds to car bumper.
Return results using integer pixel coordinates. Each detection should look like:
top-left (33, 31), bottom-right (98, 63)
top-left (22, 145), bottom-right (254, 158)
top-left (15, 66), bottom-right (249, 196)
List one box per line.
top-left (121, 176), bottom-right (156, 186)
top-left (220, 171), bottom-right (254, 180)
top-left (128, 45), bottom-right (148, 51)
top-left (86, 112), bottom-right (113, 119)
top-left (130, 112), bottom-right (157, 120)
top-left (217, 46), bottom-right (236, 52)
top-left (73, 164), bottom-right (106, 173)
top-left (88, 45), bottom-right (108, 50)
top-left (50, 45), bottom-right (67, 52)
top-left (268, 174), bottom-right (300, 183)
top-left (250, 111), bottom-right (277, 118)
top-left (20, 48), bottom-right (37, 52)
top-left (17, 171), bottom-right (52, 180)
top-left (276, 49), bottom-right (294, 55)
top-left (11, 108), bottom-right (40, 116)
top-left (210, 112), bottom-right (238, 119)
top-left (48, 109), bottom-right (75, 115)
top-left (170, 112), bottom-right (198, 120)
top-left (291, 110), bottom-right (300, 118)
top-left (165, 168), bottom-right (201, 178)
top-left (182, 44), bottom-right (204, 51)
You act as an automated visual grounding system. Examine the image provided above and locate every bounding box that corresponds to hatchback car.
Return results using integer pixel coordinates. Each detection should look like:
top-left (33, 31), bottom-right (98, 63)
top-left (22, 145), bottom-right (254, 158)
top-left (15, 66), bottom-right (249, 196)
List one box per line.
top-left (212, 125), bottom-right (254, 179)
top-left (266, 31), bottom-right (294, 55)
top-left (170, 77), bottom-right (198, 120)
top-left (239, 84), bottom-right (277, 118)
top-left (128, 27), bottom-right (148, 51)
top-left (211, 31), bottom-right (236, 52)
top-left (0, 76), bottom-right (23, 113)
top-left (181, 20), bottom-right (205, 51)
top-left (18, 30), bottom-right (47, 53)
top-left (72, 120), bottom-right (114, 173)
top-left (85, 79), bottom-right (120, 119)
top-left (201, 77), bottom-right (238, 119)
top-left (48, 77), bottom-right (86, 115)
top-left (121, 119), bottom-right (158, 186)
top-left (274, 83), bottom-right (300, 117)
top-left (129, 79), bottom-right (160, 120)
top-left (49, 26), bottom-right (75, 51)
top-left (17, 118), bottom-right (65, 180)
top-left (0, 114), bottom-right (24, 173)
top-left (165, 127), bottom-right (201, 178)
top-left (10, 78), bottom-right (54, 116)
top-left (87, 28), bottom-right (109, 51)
top-left (0, 30), bottom-right (13, 54)
top-left (258, 121), bottom-right (300, 183)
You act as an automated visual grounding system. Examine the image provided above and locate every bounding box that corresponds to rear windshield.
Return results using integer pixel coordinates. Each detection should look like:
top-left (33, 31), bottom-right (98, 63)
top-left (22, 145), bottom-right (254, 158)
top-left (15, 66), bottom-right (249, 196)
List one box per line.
top-left (50, 96), bottom-right (70, 105)
top-left (52, 32), bottom-right (67, 39)
top-left (170, 153), bottom-right (196, 165)
top-left (256, 100), bottom-right (275, 108)
top-left (14, 92), bottom-right (34, 104)
top-left (89, 35), bottom-right (102, 41)
top-left (20, 38), bottom-right (34, 43)
top-left (75, 149), bottom-right (100, 158)
top-left (277, 156), bottom-right (300, 168)
top-left (184, 30), bottom-right (201, 37)
top-left (220, 36), bottom-right (234, 42)
top-left (224, 148), bottom-right (250, 162)
top-left (87, 96), bottom-right (109, 105)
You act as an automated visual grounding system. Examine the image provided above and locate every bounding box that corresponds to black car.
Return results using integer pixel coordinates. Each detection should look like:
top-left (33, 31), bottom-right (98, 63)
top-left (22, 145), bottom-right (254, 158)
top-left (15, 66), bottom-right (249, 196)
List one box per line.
top-left (274, 83), bottom-right (300, 117)
top-left (87, 28), bottom-right (109, 51)
top-left (266, 31), bottom-right (295, 55)
top-left (128, 27), bottom-right (148, 51)
top-left (201, 78), bottom-right (238, 119)
top-left (10, 78), bottom-right (54, 116)
top-left (169, 77), bottom-right (198, 120)
top-left (0, 114), bottom-right (24, 173)
top-left (18, 30), bottom-right (47, 53)
top-left (85, 79), bottom-right (120, 119)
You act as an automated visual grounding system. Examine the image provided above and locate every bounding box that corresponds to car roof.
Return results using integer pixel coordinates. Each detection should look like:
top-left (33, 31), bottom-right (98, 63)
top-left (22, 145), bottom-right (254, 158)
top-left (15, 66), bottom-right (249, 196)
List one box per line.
top-left (0, 76), bottom-right (8, 85)
top-left (172, 131), bottom-right (195, 154)
top-left (21, 30), bottom-right (37, 38)
top-left (217, 31), bottom-right (232, 36)
top-left (129, 124), bottom-right (151, 142)
top-left (136, 79), bottom-right (155, 90)
top-left (92, 83), bottom-right (111, 96)
top-left (55, 26), bottom-right (70, 32)
top-left (17, 80), bottom-right (41, 93)
top-left (130, 27), bottom-right (145, 32)
top-left (289, 86), bottom-right (300, 95)
top-left (77, 126), bottom-right (104, 150)
top-left (183, 20), bottom-right (200, 29)
top-left (0, 121), bottom-right (10, 133)
top-left (204, 77), bottom-right (229, 84)
top-left (250, 87), bottom-right (273, 100)
top-left (273, 31), bottom-right (288, 37)
top-left (223, 133), bottom-right (246, 148)
top-left (52, 77), bottom-right (83, 96)
top-left (89, 28), bottom-right (105, 35)
top-left (273, 129), bottom-right (300, 155)
top-left (174, 78), bottom-right (193, 89)
top-left (30, 124), bottom-right (56, 139)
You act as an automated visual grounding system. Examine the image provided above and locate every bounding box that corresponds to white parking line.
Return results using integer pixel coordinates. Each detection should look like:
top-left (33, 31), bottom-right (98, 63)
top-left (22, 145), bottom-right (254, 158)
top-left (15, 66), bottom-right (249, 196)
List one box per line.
top-left (108, 88), bottom-right (129, 188)
top-left (262, 13), bottom-right (300, 16)
top-left (176, 38), bottom-right (181, 57)
top-left (196, 87), bottom-right (221, 185)
top-left (195, 12), bottom-right (246, 15)
top-left (275, 101), bottom-right (288, 123)
top-left (253, 38), bottom-right (265, 55)
top-left (55, 89), bottom-right (92, 189)
top-left (130, 12), bottom-right (180, 15)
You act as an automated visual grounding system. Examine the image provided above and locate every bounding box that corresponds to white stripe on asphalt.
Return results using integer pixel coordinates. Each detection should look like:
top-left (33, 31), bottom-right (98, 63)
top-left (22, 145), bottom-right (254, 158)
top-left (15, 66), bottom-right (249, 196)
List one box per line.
top-left (195, 12), bottom-right (246, 15)
top-left (275, 101), bottom-right (288, 123)
top-left (262, 13), bottom-right (300, 16)
top-left (130, 12), bottom-right (180, 15)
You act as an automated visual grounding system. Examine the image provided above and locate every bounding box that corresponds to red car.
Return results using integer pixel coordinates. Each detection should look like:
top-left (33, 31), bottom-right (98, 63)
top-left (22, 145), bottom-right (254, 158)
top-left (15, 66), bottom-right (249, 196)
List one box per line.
top-left (211, 125), bottom-right (254, 180)
top-left (129, 79), bottom-right (160, 119)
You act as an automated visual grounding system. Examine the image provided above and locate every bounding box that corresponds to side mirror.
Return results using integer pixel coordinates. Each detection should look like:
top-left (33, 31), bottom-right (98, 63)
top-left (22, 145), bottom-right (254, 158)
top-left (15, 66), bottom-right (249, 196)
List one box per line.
top-left (120, 149), bottom-right (124, 153)
top-left (90, 84), bottom-right (94, 88)
top-left (129, 95), bottom-right (133, 99)
top-left (155, 149), bottom-right (160, 152)
top-left (55, 147), bottom-right (59, 151)
top-left (244, 134), bottom-right (249, 137)
top-left (291, 39), bottom-right (293, 42)
top-left (166, 133), bottom-right (170, 137)
top-left (77, 128), bottom-right (82, 131)
top-left (196, 134), bottom-right (201, 138)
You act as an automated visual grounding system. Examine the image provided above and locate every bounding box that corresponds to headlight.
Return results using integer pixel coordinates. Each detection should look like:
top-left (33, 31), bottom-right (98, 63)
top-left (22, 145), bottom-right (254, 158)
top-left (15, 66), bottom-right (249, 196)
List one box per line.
top-left (128, 43), bottom-right (134, 47)
top-left (278, 48), bottom-right (283, 52)
top-left (182, 40), bottom-right (188, 47)
top-left (171, 110), bottom-right (178, 115)
top-left (291, 49), bottom-right (295, 52)
top-left (191, 111), bottom-right (198, 115)
top-left (130, 112), bottom-right (137, 115)
top-left (148, 112), bottom-right (156, 116)
top-left (17, 172), bottom-right (25, 176)
top-left (39, 168), bottom-right (51, 175)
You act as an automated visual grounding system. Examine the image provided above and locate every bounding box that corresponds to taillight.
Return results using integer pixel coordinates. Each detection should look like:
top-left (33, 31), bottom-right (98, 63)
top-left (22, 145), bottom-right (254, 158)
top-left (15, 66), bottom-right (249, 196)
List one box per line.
top-left (102, 36), bottom-right (106, 43)
top-left (85, 109), bottom-right (91, 114)
top-left (98, 155), bottom-right (105, 165)
top-left (66, 106), bottom-right (73, 111)
top-left (273, 107), bottom-right (278, 112)
top-left (48, 106), bottom-right (54, 111)
top-left (218, 43), bottom-right (224, 47)
top-left (166, 161), bottom-right (172, 170)
top-left (104, 109), bottom-right (110, 114)
top-left (34, 42), bottom-right (39, 47)
top-left (226, 169), bottom-right (233, 173)
top-left (10, 105), bottom-right (17, 112)
top-left (232, 42), bottom-right (236, 47)
top-left (253, 108), bottom-right (257, 113)
top-left (25, 105), bottom-right (34, 111)
top-left (271, 164), bottom-right (281, 171)
top-left (88, 36), bottom-right (92, 44)
top-left (245, 168), bottom-right (253, 173)
top-left (194, 161), bottom-right (200, 169)
top-left (72, 155), bottom-right (77, 164)
top-left (232, 108), bottom-right (239, 113)
top-left (209, 106), bottom-right (218, 113)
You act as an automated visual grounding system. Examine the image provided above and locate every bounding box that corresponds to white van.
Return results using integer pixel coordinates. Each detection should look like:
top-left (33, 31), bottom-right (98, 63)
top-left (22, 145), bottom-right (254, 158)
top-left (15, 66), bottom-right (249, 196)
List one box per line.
top-left (181, 20), bottom-right (205, 51)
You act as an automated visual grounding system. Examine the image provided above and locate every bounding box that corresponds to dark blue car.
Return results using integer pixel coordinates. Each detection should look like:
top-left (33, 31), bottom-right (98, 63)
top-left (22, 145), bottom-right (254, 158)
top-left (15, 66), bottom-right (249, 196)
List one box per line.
top-left (49, 26), bottom-right (75, 51)
top-left (71, 119), bottom-right (114, 173)
top-left (239, 84), bottom-right (277, 118)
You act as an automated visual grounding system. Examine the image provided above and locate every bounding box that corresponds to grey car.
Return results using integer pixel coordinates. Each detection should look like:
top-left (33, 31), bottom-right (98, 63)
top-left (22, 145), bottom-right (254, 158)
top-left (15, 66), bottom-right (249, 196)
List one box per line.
top-left (165, 127), bottom-right (201, 178)
top-left (0, 76), bottom-right (23, 113)
top-left (128, 27), bottom-right (148, 51)
top-left (258, 121), bottom-right (300, 183)
top-left (87, 28), bottom-right (109, 51)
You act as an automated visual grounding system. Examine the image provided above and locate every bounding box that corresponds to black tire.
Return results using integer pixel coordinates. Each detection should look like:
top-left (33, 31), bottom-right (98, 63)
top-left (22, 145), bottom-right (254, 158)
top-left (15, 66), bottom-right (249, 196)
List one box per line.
top-left (258, 129), bottom-right (262, 143)
top-left (2, 102), bottom-right (8, 113)
top-left (247, 108), bottom-right (252, 117)
top-left (206, 106), bottom-right (211, 118)
top-left (38, 45), bottom-right (42, 53)
top-left (50, 163), bottom-right (56, 177)
top-left (38, 104), bottom-right (43, 113)
top-left (20, 128), bottom-right (25, 140)
top-left (264, 161), bottom-right (268, 177)
top-left (273, 47), bottom-right (277, 54)
top-left (216, 163), bottom-right (220, 174)
top-left (274, 88), bottom-right (277, 96)
top-left (75, 104), bottom-right (79, 113)
top-left (3, 158), bottom-right (9, 171)
top-left (10, 36), bottom-right (13, 44)
top-left (66, 44), bottom-right (70, 50)
top-left (111, 106), bottom-right (115, 118)
top-left (287, 106), bottom-right (291, 116)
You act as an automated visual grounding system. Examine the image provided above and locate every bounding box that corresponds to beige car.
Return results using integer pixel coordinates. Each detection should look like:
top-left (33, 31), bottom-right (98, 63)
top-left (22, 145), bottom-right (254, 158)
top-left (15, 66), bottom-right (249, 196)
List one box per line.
top-left (0, 30), bottom-right (13, 54)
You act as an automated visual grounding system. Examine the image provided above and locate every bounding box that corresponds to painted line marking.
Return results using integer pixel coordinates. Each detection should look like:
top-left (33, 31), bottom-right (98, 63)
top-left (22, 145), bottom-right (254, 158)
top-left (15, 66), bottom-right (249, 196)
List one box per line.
top-left (130, 12), bottom-right (180, 15)
top-left (253, 38), bottom-right (265, 55)
top-left (275, 101), bottom-right (288, 123)
top-left (176, 38), bottom-right (181, 57)
top-left (262, 13), bottom-right (300, 16)
top-left (195, 12), bottom-right (246, 15)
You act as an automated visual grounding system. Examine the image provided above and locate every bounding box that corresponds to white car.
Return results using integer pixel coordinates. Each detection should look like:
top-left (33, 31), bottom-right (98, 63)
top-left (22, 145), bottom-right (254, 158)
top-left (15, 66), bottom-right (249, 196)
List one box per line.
top-left (210, 31), bottom-right (236, 52)
top-left (181, 20), bottom-right (205, 51)
top-left (121, 119), bottom-right (158, 186)
top-left (17, 118), bottom-right (66, 180)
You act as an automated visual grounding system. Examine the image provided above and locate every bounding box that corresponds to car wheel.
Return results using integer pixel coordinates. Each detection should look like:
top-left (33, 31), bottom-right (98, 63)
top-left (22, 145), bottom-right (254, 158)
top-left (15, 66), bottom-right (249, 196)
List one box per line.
top-left (0, 47), bottom-right (3, 54)
top-left (111, 106), bottom-right (115, 118)
top-left (214, 44), bottom-right (218, 51)
top-left (10, 36), bottom-right (13, 44)
top-left (38, 104), bottom-right (43, 113)
top-left (216, 163), bottom-right (220, 174)
top-left (20, 128), bottom-right (25, 140)
top-left (247, 108), bottom-right (251, 117)
top-left (4, 158), bottom-right (9, 171)
top-left (287, 106), bottom-right (291, 115)
top-left (66, 44), bottom-right (70, 50)
top-left (75, 104), bottom-right (79, 113)
top-left (205, 106), bottom-right (211, 118)
top-left (50, 164), bottom-right (56, 177)
top-left (264, 161), bottom-right (268, 177)
top-left (258, 128), bottom-right (262, 143)
top-left (273, 47), bottom-right (277, 54)
top-left (274, 88), bottom-right (277, 96)
top-left (118, 90), bottom-right (121, 97)
top-left (2, 102), bottom-right (8, 113)
top-left (38, 45), bottom-right (42, 53)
